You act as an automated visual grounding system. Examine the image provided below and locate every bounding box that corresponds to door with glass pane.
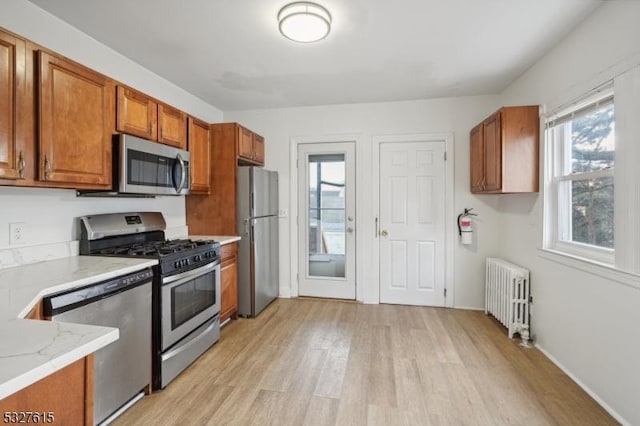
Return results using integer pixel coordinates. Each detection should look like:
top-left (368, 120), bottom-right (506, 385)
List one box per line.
top-left (298, 142), bottom-right (356, 299)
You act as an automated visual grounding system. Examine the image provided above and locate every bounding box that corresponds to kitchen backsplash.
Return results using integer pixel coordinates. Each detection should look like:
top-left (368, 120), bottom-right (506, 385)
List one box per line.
top-left (0, 241), bottom-right (79, 270)
top-left (0, 225), bottom-right (189, 271)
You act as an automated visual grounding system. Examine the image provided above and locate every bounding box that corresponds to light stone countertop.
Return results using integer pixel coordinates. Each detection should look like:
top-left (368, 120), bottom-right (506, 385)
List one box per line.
top-left (189, 235), bottom-right (241, 246)
top-left (0, 256), bottom-right (157, 400)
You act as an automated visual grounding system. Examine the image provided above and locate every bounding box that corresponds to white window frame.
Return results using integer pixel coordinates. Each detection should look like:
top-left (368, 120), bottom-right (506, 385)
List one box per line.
top-left (543, 87), bottom-right (615, 265)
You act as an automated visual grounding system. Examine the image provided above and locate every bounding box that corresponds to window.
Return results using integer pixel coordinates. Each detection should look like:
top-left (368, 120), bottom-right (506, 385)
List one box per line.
top-left (545, 88), bottom-right (615, 263)
top-left (308, 154), bottom-right (346, 257)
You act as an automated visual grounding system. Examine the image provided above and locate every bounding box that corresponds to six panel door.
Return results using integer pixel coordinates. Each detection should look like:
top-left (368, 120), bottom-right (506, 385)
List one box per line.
top-left (379, 141), bottom-right (446, 307)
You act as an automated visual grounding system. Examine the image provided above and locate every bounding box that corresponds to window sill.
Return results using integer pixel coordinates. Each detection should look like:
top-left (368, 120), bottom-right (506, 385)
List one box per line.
top-left (538, 248), bottom-right (640, 291)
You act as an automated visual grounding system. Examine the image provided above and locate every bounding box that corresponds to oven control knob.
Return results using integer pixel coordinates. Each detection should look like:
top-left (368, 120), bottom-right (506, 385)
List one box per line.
top-left (174, 261), bottom-right (180, 268)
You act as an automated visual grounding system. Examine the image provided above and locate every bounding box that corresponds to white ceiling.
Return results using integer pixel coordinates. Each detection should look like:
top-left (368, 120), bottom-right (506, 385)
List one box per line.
top-left (27, 0), bottom-right (602, 111)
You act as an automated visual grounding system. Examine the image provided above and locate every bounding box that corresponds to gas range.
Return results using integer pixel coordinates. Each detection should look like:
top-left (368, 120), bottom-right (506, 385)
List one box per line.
top-left (92, 237), bottom-right (219, 276)
top-left (79, 214), bottom-right (220, 276)
top-left (78, 212), bottom-right (222, 390)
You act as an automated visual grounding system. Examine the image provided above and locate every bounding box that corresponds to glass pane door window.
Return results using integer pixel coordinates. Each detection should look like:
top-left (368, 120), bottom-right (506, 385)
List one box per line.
top-left (308, 154), bottom-right (346, 278)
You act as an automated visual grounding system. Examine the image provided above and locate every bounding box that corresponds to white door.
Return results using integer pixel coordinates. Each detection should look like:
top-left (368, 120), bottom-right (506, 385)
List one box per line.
top-left (298, 142), bottom-right (356, 299)
top-left (379, 141), bottom-right (446, 306)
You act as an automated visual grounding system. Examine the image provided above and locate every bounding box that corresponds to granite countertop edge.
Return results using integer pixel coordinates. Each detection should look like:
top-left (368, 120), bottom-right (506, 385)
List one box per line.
top-left (188, 235), bottom-right (241, 245)
top-left (0, 256), bottom-right (157, 400)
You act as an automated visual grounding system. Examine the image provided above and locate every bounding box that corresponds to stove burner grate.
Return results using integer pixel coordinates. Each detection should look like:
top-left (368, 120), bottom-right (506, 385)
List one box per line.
top-left (98, 239), bottom-right (216, 257)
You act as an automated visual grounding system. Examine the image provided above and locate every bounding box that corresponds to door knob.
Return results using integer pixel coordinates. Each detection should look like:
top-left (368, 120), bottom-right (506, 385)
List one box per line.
top-left (380, 230), bottom-right (388, 237)
top-left (347, 227), bottom-right (354, 233)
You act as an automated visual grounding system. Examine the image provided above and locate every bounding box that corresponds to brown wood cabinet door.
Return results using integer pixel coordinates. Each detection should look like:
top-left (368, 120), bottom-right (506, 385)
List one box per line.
top-left (0, 31), bottom-right (26, 180)
top-left (38, 51), bottom-right (113, 187)
top-left (188, 117), bottom-right (210, 194)
top-left (116, 85), bottom-right (157, 140)
top-left (237, 126), bottom-right (253, 160)
top-left (252, 133), bottom-right (265, 165)
top-left (220, 245), bottom-right (238, 322)
top-left (0, 356), bottom-right (92, 426)
top-left (158, 103), bottom-right (186, 149)
top-left (483, 112), bottom-right (502, 192)
top-left (469, 123), bottom-right (484, 193)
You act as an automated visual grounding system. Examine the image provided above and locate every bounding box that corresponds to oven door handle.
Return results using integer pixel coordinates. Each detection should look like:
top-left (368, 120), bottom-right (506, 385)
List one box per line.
top-left (162, 261), bottom-right (218, 285)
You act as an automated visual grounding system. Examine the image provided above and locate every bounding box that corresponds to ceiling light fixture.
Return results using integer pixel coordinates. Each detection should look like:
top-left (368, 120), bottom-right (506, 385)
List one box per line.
top-left (278, 2), bottom-right (332, 43)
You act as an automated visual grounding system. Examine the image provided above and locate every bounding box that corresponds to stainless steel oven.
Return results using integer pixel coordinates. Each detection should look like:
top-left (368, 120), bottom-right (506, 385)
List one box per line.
top-left (159, 259), bottom-right (221, 389)
top-left (161, 261), bottom-right (220, 350)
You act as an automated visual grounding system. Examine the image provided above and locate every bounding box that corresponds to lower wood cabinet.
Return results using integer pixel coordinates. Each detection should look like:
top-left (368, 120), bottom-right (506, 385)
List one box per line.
top-left (0, 356), bottom-right (94, 426)
top-left (220, 242), bottom-right (238, 323)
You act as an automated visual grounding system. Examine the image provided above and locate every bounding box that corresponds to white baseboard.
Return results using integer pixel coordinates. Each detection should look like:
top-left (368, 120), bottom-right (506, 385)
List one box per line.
top-left (453, 305), bottom-right (485, 311)
top-left (279, 288), bottom-right (291, 298)
top-left (535, 344), bottom-right (629, 426)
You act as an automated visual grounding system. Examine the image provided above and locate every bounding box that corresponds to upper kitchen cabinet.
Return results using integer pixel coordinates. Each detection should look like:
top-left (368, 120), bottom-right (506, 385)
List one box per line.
top-left (470, 105), bottom-right (539, 194)
top-left (188, 116), bottom-right (211, 194)
top-left (0, 30), bottom-right (27, 181)
top-left (186, 122), bottom-right (266, 235)
top-left (237, 124), bottom-right (265, 166)
top-left (116, 85), bottom-right (158, 140)
top-left (469, 123), bottom-right (484, 193)
top-left (186, 122), bottom-right (238, 235)
top-left (252, 133), bottom-right (265, 165)
top-left (115, 86), bottom-right (187, 150)
top-left (158, 103), bottom-right (187, 149)
top-left (39, 51), bottom-right (114, 188)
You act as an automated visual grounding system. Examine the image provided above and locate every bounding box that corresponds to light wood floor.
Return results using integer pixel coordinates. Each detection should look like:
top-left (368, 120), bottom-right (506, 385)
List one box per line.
top-left (114, 298), bottom-right (616, 426)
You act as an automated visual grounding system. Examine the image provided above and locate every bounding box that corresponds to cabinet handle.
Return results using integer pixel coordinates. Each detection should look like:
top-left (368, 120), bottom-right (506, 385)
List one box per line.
top-left (160, 128), bottom-right (163, 140)
top-left (44, 155), bottom-right (51, 180)
top-left (149, 122), bottom-right (152, 135)
top-left (18, 151), bottom-right (26, 179)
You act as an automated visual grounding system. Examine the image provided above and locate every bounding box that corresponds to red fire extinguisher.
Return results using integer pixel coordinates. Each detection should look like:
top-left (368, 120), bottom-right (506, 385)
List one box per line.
top-left (457, 208), bottom-right (476, 245)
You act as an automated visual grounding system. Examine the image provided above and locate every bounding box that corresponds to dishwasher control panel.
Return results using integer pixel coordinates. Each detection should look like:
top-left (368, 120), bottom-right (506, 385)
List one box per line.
top-left (43, 268), bottom-right (153, 316)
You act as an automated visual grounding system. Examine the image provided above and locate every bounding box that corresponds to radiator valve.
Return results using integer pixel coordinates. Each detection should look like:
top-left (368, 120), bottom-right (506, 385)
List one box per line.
top-left (515, 324), bottom-right (533, 348)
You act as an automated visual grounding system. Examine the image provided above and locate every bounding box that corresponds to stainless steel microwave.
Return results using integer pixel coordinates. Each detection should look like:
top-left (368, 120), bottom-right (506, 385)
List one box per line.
top-left (115, 134), bottom-right (190, 196)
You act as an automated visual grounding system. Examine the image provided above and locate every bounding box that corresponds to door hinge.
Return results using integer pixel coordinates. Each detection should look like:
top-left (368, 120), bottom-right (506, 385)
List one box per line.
top-left (296, 159), bottom-right (299, 168)
top-left (444, 152), bottom-right (447, 161)
top-left (444, 288), bottom-right (447, 298)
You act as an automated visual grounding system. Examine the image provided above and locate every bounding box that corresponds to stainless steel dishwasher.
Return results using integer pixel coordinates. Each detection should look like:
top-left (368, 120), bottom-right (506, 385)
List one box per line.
top-left (43, 268), bottom-right (153, 426)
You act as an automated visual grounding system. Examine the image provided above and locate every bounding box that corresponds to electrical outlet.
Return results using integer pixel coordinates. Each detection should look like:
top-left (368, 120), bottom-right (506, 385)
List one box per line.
top-left (9, 222), bottom-right (26, 245)
top-left (278, 208), bottom-right (288, 218)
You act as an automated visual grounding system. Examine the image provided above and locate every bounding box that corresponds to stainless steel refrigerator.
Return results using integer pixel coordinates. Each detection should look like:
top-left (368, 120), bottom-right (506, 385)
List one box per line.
top-left (237, 167), bottom-right (279, 317)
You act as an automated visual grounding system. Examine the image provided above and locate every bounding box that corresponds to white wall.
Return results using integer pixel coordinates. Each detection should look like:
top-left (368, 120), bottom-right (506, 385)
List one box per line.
top-left (498, 2), bottom-right (640, 424)
top-left (225, 95), bottom-right (501, 308)
top-left (0, 186), bottom-right (186, 249)
top-left (0, 0), bottom-right (225, 251)
top-left (2, 0), bottom-right (223, 123)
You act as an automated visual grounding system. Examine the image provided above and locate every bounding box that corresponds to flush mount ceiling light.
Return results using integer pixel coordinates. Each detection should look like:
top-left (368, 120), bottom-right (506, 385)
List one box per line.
top-left (278, 2), bottom-right (332, 43)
